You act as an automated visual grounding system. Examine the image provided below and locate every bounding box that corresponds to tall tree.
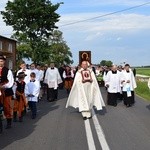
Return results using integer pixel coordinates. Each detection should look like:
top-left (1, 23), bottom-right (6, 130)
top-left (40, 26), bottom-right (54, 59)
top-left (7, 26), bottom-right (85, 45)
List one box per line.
top-left (1, 0), bottom-right (62, 63)
top-left (12, 32), bottom-right (52, 64)
top-left (47, 30), bottom-right (73, 66)
top-left (1, 0), bottom-right (61, 40)
top-left (11, 30), bottom-right (73, 65)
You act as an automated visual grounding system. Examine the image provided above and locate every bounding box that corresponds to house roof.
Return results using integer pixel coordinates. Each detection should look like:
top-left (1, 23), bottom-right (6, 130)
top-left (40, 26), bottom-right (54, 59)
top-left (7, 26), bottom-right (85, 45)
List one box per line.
top-left (0, 35), bottom-right (17, 42)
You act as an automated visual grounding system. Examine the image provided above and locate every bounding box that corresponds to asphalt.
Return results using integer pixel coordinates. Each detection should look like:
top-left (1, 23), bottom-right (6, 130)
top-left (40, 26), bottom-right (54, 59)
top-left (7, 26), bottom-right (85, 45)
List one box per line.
top-left (0, 87), bottom-right (150, 150)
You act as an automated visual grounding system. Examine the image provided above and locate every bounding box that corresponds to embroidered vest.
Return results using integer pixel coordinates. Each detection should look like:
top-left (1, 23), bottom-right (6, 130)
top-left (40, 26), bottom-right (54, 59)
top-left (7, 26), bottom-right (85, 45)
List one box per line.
top-left (0, 67), bottom-right (13, 96)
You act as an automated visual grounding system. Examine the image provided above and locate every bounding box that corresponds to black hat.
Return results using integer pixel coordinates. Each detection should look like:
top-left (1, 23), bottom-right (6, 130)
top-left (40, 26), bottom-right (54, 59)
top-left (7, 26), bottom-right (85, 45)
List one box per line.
top-left (0, 53), bottom-right (6, 60)
top-left (16, 72), bottom-right (27, 78)
top-left (124, 64), bottom-right (130, 67)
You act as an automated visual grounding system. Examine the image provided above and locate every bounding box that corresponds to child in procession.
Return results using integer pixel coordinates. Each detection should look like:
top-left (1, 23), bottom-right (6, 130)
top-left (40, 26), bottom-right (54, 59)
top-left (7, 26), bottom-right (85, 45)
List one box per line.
top-left (25, 72), bottom-right (40, 119)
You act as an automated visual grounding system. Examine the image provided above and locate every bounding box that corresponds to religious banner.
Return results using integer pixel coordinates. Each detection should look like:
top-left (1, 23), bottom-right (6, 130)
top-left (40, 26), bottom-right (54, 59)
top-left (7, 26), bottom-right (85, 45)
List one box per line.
top-left (79, 51), bottom-right (91, 65)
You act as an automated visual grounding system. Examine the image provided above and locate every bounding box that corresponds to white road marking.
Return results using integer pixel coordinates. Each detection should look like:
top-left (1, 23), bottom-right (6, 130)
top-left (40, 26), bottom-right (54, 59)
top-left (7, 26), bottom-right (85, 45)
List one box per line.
top-left (92, 108), bottom-right (110, 150)
top-left (84, 119), bottom-right (96, 150)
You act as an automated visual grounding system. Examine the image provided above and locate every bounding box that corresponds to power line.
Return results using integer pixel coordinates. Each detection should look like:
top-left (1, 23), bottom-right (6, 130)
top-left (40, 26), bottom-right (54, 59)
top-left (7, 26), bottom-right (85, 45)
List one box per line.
top-left (1, 1), bottom-right (150, 34)
top-left (60, 1), bottom-right (150, 27)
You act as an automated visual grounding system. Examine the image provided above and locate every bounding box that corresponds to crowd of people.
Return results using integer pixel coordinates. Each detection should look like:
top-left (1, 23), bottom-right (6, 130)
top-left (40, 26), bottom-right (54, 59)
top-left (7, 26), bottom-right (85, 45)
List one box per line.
top-left (0, 55), bottom-right (78, 133)
top-left (0, 52), bottom-right (139, 132)
top-left (66, 62), bottom-right (138, 120)
top-left (95, 64), bottom-right (137, 107)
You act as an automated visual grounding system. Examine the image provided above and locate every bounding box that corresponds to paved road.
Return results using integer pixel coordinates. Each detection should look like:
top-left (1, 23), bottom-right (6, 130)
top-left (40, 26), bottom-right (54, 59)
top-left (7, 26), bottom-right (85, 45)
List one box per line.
top-left (0, 87), bottom-right (150, 150)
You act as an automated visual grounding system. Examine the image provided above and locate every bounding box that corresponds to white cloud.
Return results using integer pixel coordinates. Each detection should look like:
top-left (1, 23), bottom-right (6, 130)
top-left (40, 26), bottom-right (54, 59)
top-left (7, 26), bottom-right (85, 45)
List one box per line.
top-left (80, 0), bottom-right (149, 7)
top-left (52, 0), bottom-right (149, 8)
top-left (0, 0), bottom-right (7, 10)
top-left (60, 13), bottom-right (150, 30)
top-left (0, 15), bottom-right (13, 37)
top-left (117, 37), bottom-right (122, 41)
top-left (85, 32), bottom-right (103, 41)
top-left (0, 0), bottom-right (13, 37)
top-left (58, 13), bottom-right (150, 41)
top-left (58, 11), bottom-right (150, 66)
top-left (1, 0), bottom-right (150, 66)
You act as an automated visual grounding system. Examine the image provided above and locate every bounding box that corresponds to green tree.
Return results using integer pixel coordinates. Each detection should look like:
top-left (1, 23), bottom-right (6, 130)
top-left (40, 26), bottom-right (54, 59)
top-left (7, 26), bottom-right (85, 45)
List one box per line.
top-left (47, 30), bottom-right (73, 66)
top-left (105, 60), bottom-right (113, 67)
top-left (17, 43), bottom-right (32, 61)
top-left (1, 0), bottom-right (61, 40)
top-left (100, 60), bottom-right (113, 67)
top-left (100, 60), bottom-right (107, 66)
top-left (11, 30), bottom-right (73, 65)
top-left (11, 33), bottom-right (32, 63)
top-left (1, 0), bottom-right (62, 63)
top-left (12, 32), bottom-right (52, 63)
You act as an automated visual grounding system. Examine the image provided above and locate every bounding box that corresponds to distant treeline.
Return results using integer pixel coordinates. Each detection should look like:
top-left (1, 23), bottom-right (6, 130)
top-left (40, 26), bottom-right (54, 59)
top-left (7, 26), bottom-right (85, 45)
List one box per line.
top-left (135, 66), bottom-right (150, 68)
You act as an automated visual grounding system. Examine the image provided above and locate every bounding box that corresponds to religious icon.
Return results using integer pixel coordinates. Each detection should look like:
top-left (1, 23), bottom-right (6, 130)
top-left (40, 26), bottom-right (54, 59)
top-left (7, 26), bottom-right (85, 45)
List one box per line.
top-left (79, 51), bottom-right (91, 65)
top-left (81, 70), bottom-right (92, 82)
top-left (81, 52), bottom-right (89, 61)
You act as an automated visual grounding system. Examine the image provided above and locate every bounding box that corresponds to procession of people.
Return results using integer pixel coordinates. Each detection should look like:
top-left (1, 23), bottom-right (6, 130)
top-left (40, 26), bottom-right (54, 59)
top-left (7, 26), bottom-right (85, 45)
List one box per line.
top-left (0, 51), bottom-right (138, 133)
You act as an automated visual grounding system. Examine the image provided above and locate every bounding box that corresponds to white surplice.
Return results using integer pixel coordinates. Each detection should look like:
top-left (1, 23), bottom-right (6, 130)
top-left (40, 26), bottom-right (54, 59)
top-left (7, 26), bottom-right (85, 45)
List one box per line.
top-left (44, 67), bottom-right (62, 89)
top-left (25, 80), bottom-right (41, 102)
top-left (36, 69), bottom-right (44, 81)
top-left (105, 70), bottom-right (121, 93)
top-left (66, 68), bottom-right (105, 112)
top-left (121, 69), bottom-right (137, 92)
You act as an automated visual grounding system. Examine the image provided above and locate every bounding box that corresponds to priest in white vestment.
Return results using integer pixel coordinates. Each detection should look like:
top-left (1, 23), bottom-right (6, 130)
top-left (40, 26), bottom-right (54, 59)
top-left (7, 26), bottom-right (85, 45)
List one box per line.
top-left (44, 62), bottom-right (62, 102)
top-left (66, 61), bottom-right (105, 120)
top-left (121, 64), bottom-right (137, 107)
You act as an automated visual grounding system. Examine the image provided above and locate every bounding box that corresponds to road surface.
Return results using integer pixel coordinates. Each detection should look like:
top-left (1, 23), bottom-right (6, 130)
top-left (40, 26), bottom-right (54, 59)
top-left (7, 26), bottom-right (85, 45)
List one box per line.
top-left (0, 87), bottom-right (150, 150)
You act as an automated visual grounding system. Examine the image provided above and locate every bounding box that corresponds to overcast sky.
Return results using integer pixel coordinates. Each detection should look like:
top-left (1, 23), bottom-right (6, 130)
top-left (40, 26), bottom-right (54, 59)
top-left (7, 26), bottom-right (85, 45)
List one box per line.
top-left (0, 0), bottom-right (150, 66)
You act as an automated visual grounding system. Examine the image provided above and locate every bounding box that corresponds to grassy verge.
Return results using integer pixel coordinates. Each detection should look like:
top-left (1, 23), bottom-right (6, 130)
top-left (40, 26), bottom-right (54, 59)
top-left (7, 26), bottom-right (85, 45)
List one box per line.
top-left (135, 80), bottom-right (150, 101)
top-left (136, 68), bottom-right (150, 76)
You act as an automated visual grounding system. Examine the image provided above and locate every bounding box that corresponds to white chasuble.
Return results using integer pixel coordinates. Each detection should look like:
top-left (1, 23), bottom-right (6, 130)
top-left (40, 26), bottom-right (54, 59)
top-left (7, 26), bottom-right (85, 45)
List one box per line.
top-left (66, 68), bottom-right (105, 112)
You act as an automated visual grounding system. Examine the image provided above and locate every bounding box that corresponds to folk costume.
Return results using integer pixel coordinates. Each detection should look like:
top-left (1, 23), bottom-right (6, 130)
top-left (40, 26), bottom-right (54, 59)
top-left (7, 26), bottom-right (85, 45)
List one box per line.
top-left (17, 68), bottom-right (31, 84)
top-left (66, 67), bottom-right (105, 119)
top-left (105, 70), bottom-right (121, 106)
top-left (0, 54), bottom-right (14, 129)
top-left (63, 66), bottom-right (74, 94)
top-left (44, 67), bottom-right (62, 102)
top-left (121, 68), bottom-right (137, 107)
top-left (25, 78), bottom-right (40, 119)
top-left (17, 65), bottom-right (31, 115)
top-left (13, 72), bottom-right (27, 122)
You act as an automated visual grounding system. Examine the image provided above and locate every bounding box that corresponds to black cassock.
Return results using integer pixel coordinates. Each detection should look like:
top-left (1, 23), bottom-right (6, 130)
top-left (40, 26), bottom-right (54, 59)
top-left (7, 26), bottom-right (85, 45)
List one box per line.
top-left (123, 91), bottom-right (135, 106)
top-left (107, 92), bottom-right (118, 106)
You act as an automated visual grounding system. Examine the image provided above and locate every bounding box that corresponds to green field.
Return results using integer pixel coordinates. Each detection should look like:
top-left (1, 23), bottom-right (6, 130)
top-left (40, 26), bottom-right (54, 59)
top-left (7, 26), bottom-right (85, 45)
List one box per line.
top-left (136, 68), bottom-right (150, 76)
top-left (135, 81), bottom-right (150, 101)
top-left (135, 68), bottom-right (150, 101)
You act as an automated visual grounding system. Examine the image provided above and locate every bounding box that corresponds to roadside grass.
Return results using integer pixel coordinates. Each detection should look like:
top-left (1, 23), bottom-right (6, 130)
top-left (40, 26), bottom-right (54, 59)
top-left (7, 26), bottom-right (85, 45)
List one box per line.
top-left (136, 68), bottom-right (150, 76)
top-left (135, 80), bottom-right (150, 101)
